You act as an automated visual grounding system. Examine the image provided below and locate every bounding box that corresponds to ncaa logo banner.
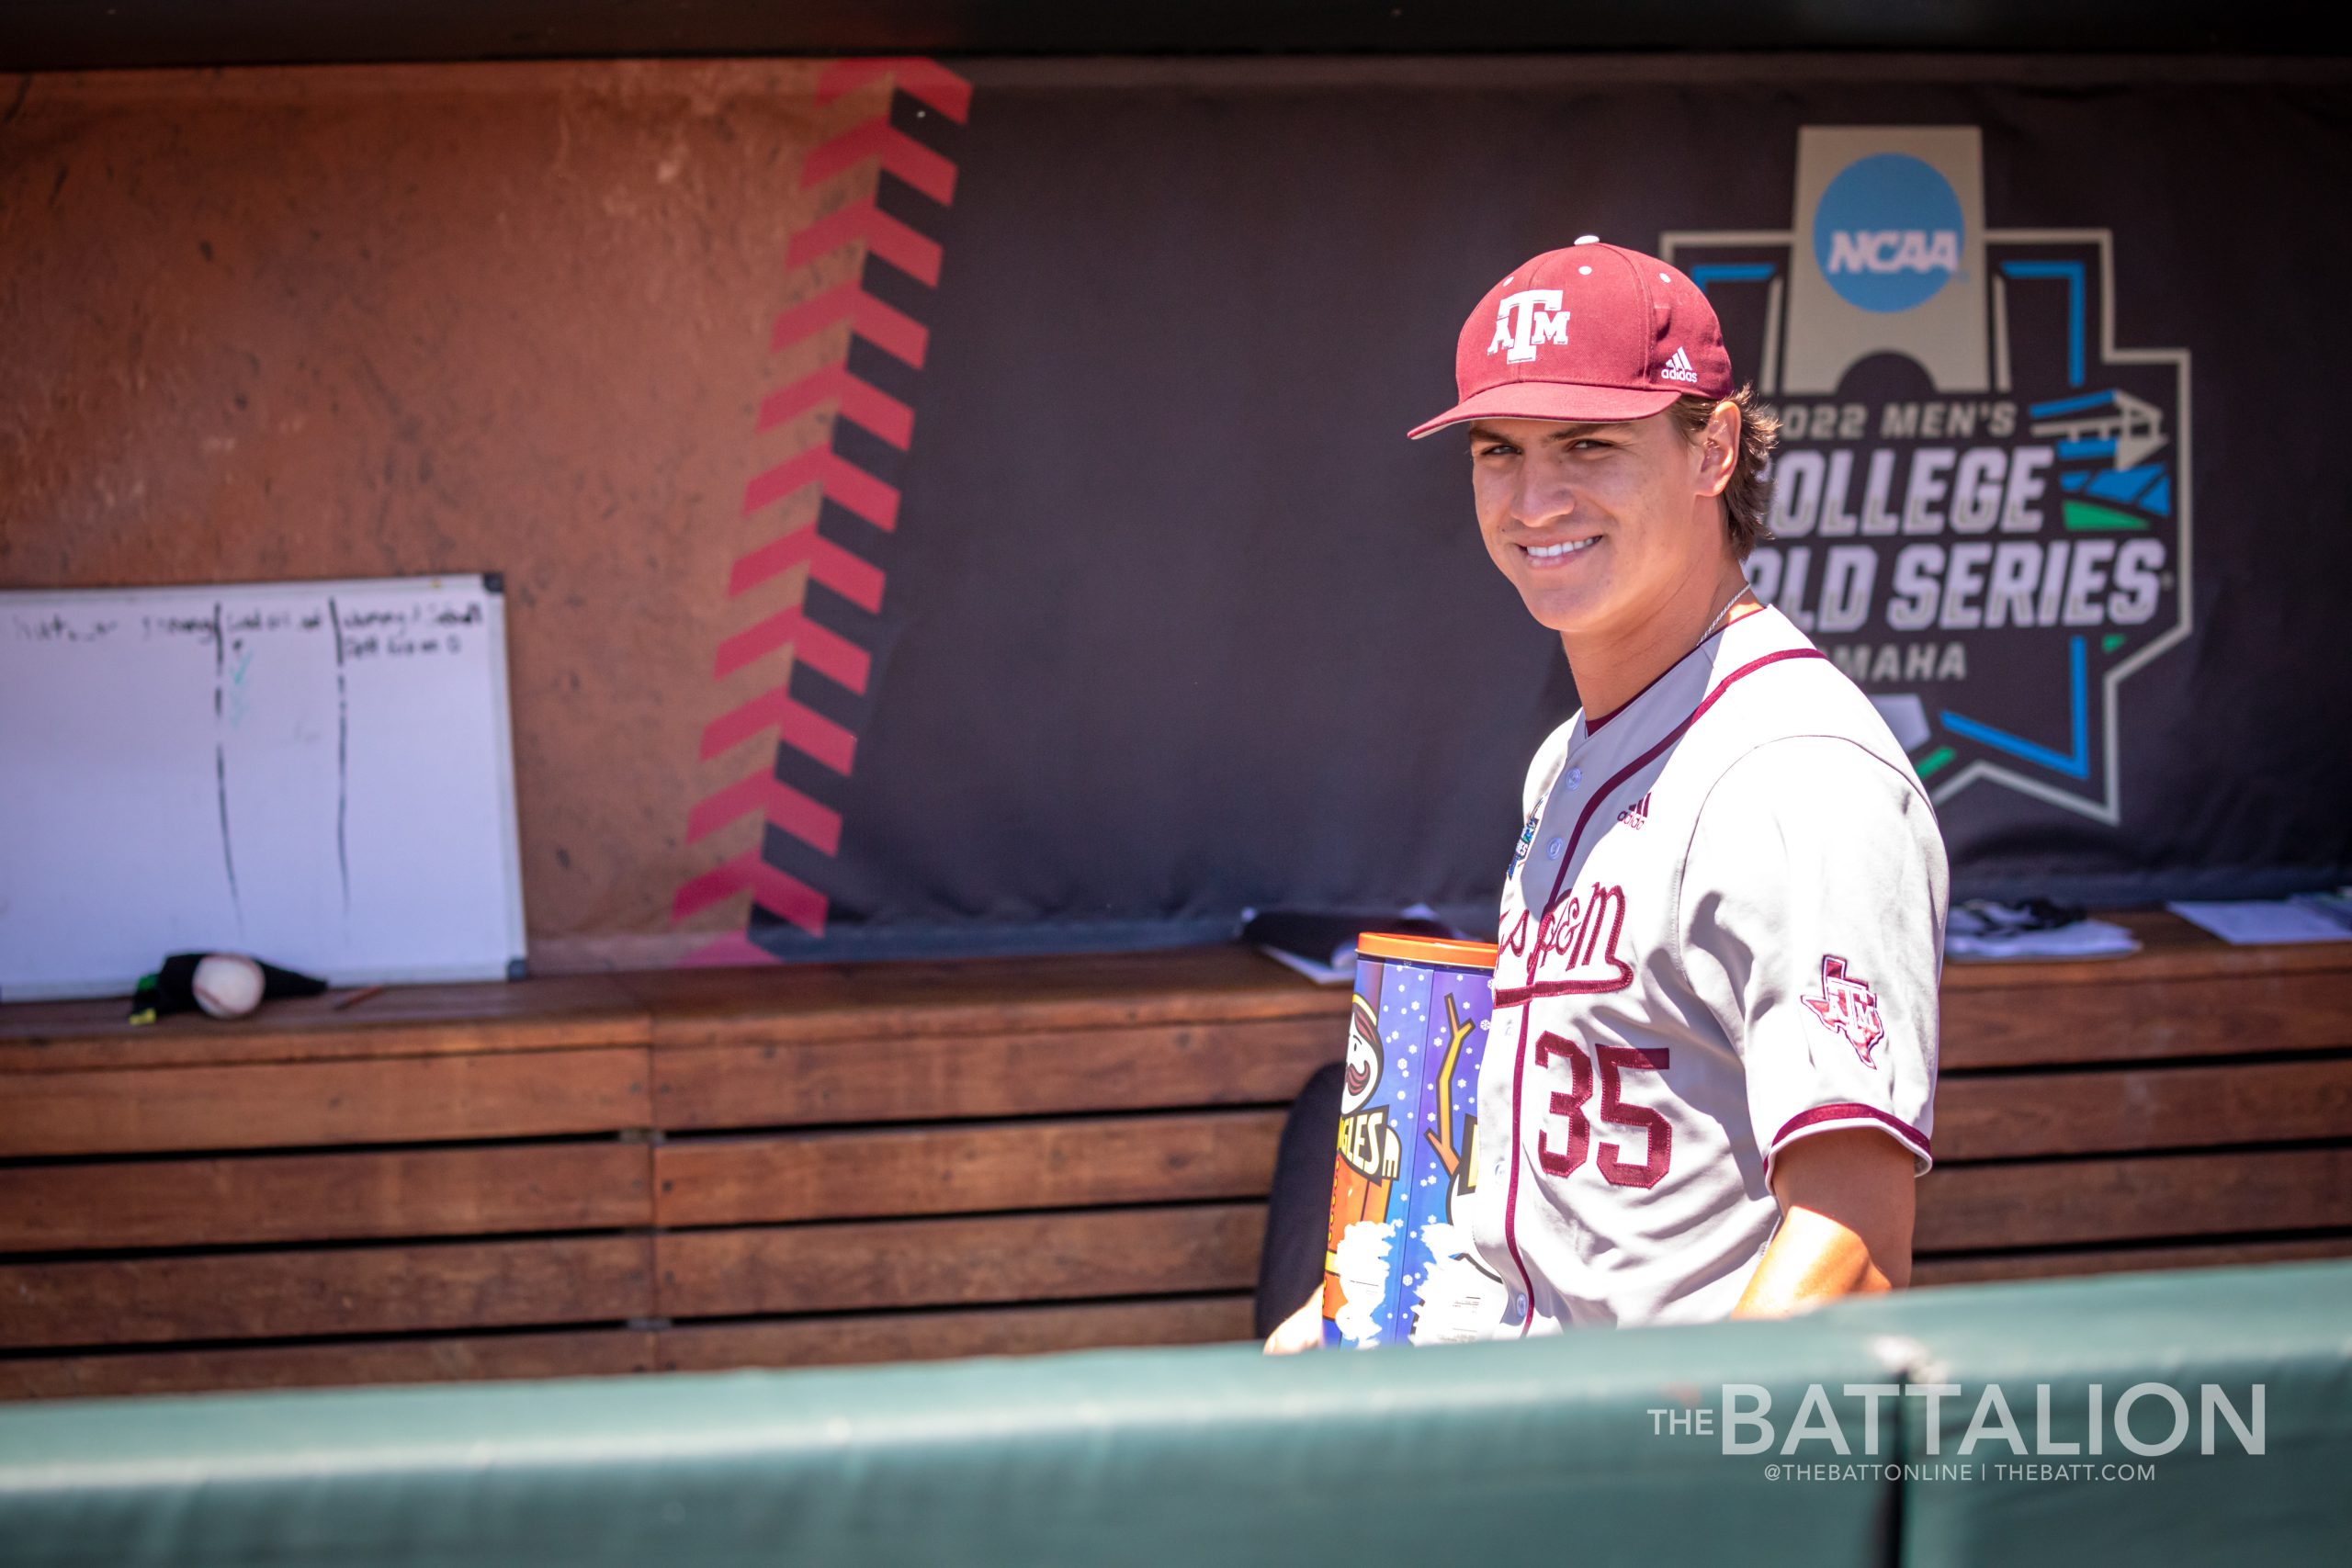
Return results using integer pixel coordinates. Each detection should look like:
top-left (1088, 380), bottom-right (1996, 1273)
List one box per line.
top-left (1666, 127), bottom-right (2190, 825)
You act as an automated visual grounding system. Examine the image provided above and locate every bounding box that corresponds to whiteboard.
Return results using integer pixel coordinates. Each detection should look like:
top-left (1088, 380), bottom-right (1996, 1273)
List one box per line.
top-left (1, 575), bottom-right (527, 1000)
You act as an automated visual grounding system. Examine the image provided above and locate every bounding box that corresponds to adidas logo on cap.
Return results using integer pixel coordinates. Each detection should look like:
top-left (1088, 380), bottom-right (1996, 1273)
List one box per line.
top-left (1660, 346), bottom-right (1699, 384)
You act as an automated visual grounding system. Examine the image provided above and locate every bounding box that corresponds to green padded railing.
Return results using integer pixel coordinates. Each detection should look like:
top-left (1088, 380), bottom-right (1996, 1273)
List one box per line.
top-left (3, 1260), bottom-right (2346, 1567)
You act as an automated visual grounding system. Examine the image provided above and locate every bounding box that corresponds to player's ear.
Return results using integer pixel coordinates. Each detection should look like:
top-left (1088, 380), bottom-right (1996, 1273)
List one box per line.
top-left (1696, 399), bottom-right (1740, 501)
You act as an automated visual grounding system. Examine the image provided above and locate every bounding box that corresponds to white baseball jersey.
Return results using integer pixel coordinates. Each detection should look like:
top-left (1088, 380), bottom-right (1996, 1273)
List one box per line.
top-left (1466, 603), bottom-right (1949, 1330)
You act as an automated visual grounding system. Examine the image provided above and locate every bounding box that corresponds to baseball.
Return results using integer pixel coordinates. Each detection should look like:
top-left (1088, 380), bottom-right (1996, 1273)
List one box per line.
top-left (192, 953), bottom-right (266, 1019)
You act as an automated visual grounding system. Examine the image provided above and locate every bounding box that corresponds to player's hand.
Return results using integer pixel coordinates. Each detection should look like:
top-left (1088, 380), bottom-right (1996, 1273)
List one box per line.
top-left (1262, 1289), bottom-right (1324, 1354)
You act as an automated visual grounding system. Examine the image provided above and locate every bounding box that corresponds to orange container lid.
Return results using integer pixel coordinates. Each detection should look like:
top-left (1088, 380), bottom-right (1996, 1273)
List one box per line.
top-left (1354, 931), bottom-right (1500, 970)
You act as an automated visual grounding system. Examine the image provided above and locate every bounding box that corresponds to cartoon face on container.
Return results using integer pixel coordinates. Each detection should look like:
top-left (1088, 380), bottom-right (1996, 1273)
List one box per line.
top-left (1341, 993), bottom-right (1383, 1115)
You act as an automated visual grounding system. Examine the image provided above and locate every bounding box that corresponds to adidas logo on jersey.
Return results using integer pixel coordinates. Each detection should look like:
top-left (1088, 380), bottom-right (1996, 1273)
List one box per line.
top-left (1659, 346), bottom-right (1699, 384)
top-left (1614, 792), bottom-right (1652, 829)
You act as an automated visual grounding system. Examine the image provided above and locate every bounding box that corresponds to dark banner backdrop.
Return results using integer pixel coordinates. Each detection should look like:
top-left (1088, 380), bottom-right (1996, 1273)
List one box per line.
top-left (751, 59), bottom-right (2352, 960)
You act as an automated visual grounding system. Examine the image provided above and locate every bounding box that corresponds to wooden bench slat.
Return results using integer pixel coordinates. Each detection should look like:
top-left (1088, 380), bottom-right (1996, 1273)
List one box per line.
top-left (655, 1111), bottom-right (1286, 1228)
top-left (0, 975), bottom-right (648, 1074)
top-left (654, 1020), bottom-right (1338, 1132)
top-left (656, 1295), bottom-right (1255, 1372)
top-left (0, 1235), bottom-right (653, 1350)
top-left (628, 948), bottom-right (1344, 1049)
top-left (1934, 1055), bottom-right (2352, 1163)
top-left (657, 1204), bottom-right (1265, 1319)
top-left (0, 1143), bottom-right (651, 1253)
top-left (0, 1329), bottom-right (657, 1402)
top-left (1917, 1145), bottom-right (2352, 1253)
top-left (0, 1046), bottom-right (650, 1157)
top-left (1915, 1234), bottom-right (2352, 1289)
top-left (1941, 971), bottom-right (2352, 1070)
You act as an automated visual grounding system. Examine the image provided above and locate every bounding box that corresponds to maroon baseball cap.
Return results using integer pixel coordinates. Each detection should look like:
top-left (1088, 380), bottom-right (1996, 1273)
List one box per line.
top-left (1408, 237), bottom-right (1734, 439)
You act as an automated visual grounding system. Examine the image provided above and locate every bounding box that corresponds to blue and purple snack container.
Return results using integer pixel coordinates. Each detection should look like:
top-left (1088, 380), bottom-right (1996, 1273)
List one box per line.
top-left (1321, 932), bottom-right (1500, 1348)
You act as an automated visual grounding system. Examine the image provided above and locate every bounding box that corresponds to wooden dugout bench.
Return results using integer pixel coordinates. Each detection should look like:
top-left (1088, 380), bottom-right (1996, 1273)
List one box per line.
top-left (1, 910), bottom-right (2347, 1400)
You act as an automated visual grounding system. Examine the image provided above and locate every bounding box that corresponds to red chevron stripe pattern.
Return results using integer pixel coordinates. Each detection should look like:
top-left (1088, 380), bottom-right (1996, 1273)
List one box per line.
top-left (797, 121), bottom-right (958, 205)
top-left (766, 283), bottom-right (928, 365)
top-left (759, 366), bottom-right (913, 448)
top-left (674, 59), bottom-right (968, 962)
top-left (726, 527), bottom-right (885, 608)
top-left (741, 446), bottom-right (900, 530)
top-left (788, 200), bottom-right (942, 285)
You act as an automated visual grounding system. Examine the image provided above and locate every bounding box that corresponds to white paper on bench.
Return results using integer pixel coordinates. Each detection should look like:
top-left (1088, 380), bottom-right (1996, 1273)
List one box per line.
top-left (2166, 899), bottom-right (2352, 947)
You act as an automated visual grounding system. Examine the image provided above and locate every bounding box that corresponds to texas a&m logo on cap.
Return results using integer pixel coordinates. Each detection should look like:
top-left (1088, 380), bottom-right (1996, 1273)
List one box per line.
top-left (1488, 289), bottom-right (1570, 364)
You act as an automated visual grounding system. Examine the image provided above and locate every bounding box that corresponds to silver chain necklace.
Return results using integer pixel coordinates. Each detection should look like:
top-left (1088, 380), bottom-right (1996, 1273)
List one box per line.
top-left (1694, 583), bottom-right (1758, 650)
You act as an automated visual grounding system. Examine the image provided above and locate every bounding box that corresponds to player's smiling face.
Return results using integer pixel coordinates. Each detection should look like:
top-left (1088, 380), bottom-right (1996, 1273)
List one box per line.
top-left (1467, 412), bottom-right (1730, 641)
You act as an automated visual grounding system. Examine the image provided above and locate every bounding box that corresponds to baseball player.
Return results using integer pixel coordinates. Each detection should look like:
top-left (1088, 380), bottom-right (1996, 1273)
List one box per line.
top-left (1271, 238), bottom-right (1946, 1348)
